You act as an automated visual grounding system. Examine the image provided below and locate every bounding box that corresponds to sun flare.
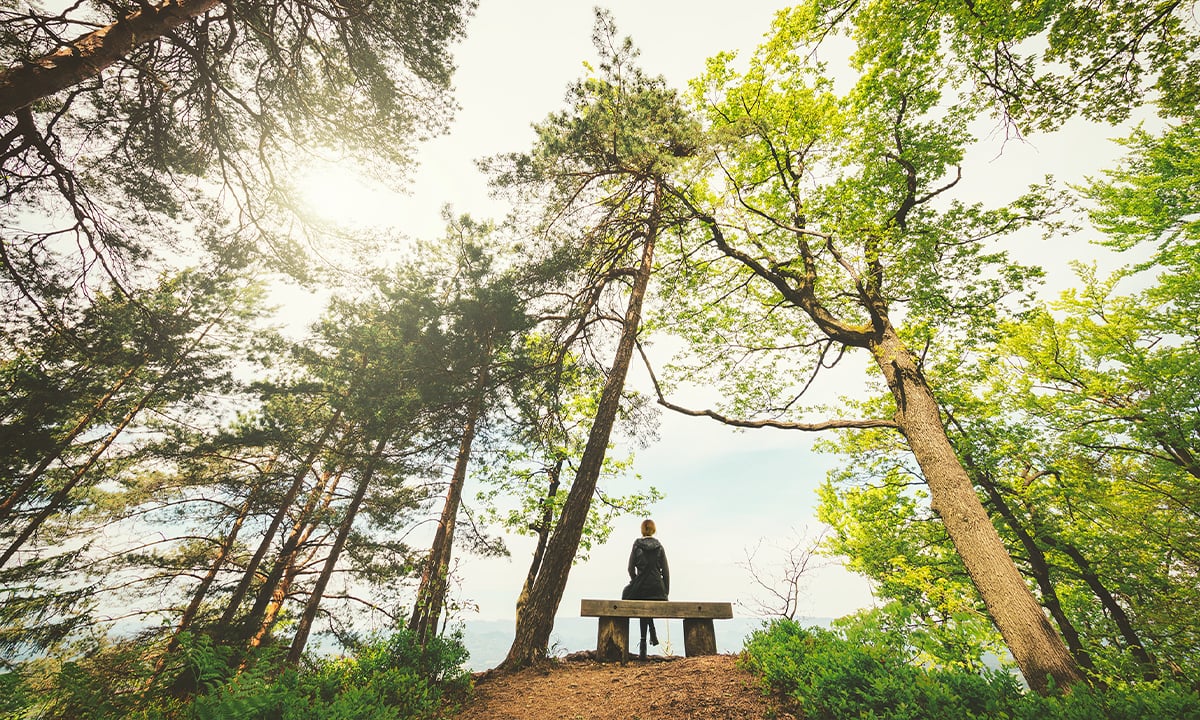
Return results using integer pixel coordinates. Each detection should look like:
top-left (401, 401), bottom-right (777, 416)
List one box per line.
top-left (293, 160), bottom-right (402, 228)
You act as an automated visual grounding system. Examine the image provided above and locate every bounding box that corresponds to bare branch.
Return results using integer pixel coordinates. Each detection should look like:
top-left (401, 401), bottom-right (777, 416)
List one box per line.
top-left (636, 341), bottom-right (899, 432)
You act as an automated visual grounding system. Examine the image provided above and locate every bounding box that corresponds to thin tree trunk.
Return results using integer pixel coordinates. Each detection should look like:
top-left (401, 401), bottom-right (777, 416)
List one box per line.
top-left (247, 534), bottom-right (324, 651)
top-left (0, 0), bottom-right (223, 117)
top-left (1041, 535), bottom-right (1156, 676)
top-left (1, 312), bottom-right (229, 567)
top-left (248, 574), bottom-right (295, 652)
top-left (872, 327), bottom-right (1083, 693)
top-left (975, 471), bottom-right (1094, 673)
top-left (215, 408), bottom-right (343, 631)
top-left (500, 184), bottom-right (660, 671)
top-left (149, 484), bottom-right (259, 689)
top-left (0, 361), bottom-right (142, 522)
top-left (242, 514), bottom-right (322, 650)
top-left (285, 439), bottom-right (386, 664)
top-left (409, 354), bottom-right (491, 644)
top-left (2, 384), bottom-right (154, 567)
top-left (232, 466), bottom-right (343, 645)
top-left (515, 460), bottom-right (562, 618)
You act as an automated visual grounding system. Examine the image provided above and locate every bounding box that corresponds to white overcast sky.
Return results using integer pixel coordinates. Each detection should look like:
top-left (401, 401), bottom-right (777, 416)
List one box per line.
top-left (304, 2), bottom-right (1149, 631)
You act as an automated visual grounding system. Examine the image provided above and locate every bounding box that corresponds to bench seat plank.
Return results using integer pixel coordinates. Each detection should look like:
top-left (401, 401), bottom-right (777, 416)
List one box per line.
top-left (580, 599), bottom-right (733, 619)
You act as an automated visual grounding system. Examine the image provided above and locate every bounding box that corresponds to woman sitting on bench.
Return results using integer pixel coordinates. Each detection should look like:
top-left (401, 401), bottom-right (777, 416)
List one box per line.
top-left (622, 519), bottom-right (670, 659)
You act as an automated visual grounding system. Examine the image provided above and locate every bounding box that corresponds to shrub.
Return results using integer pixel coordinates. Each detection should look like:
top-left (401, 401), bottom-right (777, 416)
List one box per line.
top-left (2, 629), bottom-right (471, 720)
top-left (740, 618), bottom-right (1200, 720)
top-left (277, 629), bottom-right (472, 720)
top-left (1, 669), bottom-right (31, 717)
top-left (740, 619), bottom-right (1023, 720)
top-left (1011, 680), bottom-right (1200, 720)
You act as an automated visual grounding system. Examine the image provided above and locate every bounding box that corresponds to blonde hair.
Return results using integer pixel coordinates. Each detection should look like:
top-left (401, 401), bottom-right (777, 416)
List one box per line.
top-left (640, 519), bottom-right (656, 537)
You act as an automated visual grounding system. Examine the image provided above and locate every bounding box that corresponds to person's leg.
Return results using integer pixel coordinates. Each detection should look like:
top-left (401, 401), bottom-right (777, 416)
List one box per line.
top-left (648, 618), bottom-right (659, 646)
top-left (638, 618), bottom-right (649, 660)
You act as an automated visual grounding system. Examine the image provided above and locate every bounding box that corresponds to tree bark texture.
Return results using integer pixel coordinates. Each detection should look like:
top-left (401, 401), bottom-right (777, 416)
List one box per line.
top-left (872, 328), bottom-right (1084, 693)
top-left (0, 0), bottom-right (223, 117)
top-left (500, 186), bottom-right (661, 671)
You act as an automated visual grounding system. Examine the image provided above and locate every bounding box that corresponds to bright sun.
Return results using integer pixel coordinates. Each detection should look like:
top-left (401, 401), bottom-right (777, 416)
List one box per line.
top-left (293, 159), bottom-right (402, 228)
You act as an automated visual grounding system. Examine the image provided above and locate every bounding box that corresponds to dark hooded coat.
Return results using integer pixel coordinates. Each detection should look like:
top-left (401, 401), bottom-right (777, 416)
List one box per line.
top-left (622, 536), bottom-right (669, 600)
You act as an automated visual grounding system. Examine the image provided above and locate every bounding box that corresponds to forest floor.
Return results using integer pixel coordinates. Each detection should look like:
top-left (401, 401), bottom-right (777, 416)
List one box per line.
top-left (451, 652), bottom-right (794, 720)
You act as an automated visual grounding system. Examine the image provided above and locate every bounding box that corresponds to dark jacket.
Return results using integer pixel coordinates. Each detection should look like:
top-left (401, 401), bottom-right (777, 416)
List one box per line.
top-left (623, 536), bottom-right (669, 600)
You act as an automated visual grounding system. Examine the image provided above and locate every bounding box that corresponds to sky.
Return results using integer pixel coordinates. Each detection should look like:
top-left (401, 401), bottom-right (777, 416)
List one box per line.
top-left (401, 0), bottom-right (877, 627)
top-left (294, 1), bottom-right (1151, 645)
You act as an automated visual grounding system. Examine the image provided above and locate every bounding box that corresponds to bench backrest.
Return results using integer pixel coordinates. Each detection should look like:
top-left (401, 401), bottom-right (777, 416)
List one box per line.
top-left (580, 599), bottom-right (733, 619)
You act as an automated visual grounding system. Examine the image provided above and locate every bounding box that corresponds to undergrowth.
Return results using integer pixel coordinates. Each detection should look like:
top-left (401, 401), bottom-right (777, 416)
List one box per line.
top-left (740, 619), bottom-right (1200, 720)
top-left (0, 629), bottom-right (470, 720)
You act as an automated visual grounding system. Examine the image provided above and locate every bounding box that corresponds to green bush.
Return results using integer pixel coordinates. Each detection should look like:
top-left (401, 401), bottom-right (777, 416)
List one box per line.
top-left (1, 629), bottom-right (471, 720)
top-left (740, 619), bottom-right (1023, 719)
top-left (4, 638), bottom-right (182, 720)
top-left (275, 630), bottom-right (472, 720)
top-left (740, 618), bottom-right (1200, 720)
top-left (1011, 680), bottom-right (1200, 720)
top-left (1, 670), bottom-right (31, 718)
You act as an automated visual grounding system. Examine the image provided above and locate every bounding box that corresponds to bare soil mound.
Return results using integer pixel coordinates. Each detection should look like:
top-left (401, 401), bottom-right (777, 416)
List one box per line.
top-left (453, 652), bottom-right (793, 720)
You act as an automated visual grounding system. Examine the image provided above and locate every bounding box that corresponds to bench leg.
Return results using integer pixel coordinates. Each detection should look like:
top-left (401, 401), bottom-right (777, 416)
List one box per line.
top-left (683, 618), bottom-right (717, 656)
top-left (596, 616), bottom-right (629, 663)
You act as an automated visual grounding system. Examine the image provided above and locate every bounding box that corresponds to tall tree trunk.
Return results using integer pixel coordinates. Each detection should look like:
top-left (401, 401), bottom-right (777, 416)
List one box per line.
top-left (0, 0), bottom-right (223, 116)
top-left (231, 466), bottom-right (343, 646)
top-left (285, 439), bottom-right (386, 664)
top-left (409, 354), bottom-right (491, 644)
top-left (215, 408), bottom-right (343, 632)
top-left (500, 185), bottom-right (660, 671)
top-left (247, 535), bottom-right (324, 651)
top-left (872, 327), bottom-right (1083, 693)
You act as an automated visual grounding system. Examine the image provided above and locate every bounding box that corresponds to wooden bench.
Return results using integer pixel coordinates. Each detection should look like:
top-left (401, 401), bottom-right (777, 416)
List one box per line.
top-left (580, 599), bottom-right (733, 662)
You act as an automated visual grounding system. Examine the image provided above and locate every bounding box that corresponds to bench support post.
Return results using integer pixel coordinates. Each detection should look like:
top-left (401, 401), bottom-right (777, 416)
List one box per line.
top-left (596, 616), bottom-right (629, 663)
top-left (683, 618), bottom-right (716, 657)
top-left (582, 600), bottom-right (731, 661)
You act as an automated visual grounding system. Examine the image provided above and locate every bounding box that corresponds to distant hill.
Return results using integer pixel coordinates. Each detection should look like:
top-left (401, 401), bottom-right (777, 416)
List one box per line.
top-left (459, 616), bottom-right (831, 671)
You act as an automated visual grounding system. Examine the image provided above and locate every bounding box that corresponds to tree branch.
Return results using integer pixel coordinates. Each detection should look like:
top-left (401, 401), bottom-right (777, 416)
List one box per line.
top-left (636, 341), bottom-right (899, 432)
top-left (0, 0), bottom-right (224, 117)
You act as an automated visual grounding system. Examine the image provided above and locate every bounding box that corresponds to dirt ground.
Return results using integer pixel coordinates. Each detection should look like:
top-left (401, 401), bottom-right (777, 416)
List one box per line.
top-left (452, 652), bottom-right (794, 720)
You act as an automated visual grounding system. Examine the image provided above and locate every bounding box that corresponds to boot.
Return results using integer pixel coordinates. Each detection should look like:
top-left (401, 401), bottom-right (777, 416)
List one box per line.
top-left (638, 639), bottom-right (647, 660)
